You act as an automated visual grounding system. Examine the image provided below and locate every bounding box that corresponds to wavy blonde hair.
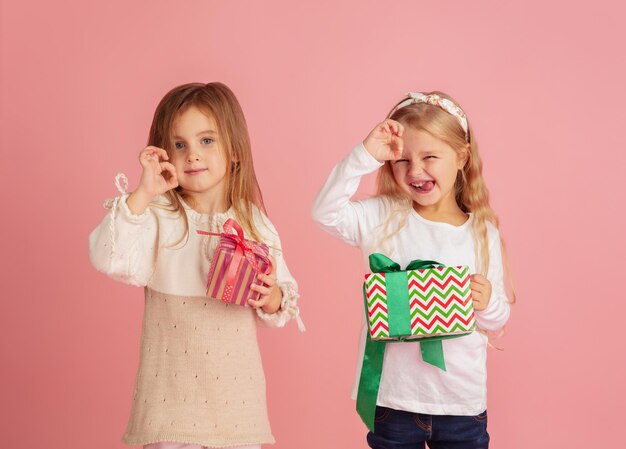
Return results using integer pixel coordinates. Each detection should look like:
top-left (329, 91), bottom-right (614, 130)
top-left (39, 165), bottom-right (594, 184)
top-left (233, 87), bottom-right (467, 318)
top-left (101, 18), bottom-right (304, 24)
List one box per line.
top-left (377, 91), bottom-right (514, 301)
top-left (148, 82), bottom-right (266, 243)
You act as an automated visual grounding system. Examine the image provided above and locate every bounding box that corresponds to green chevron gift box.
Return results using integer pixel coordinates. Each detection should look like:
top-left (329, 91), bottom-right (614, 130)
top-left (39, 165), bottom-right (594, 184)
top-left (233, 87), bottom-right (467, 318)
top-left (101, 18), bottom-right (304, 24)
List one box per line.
top-left (364, 254), bottom-right (476, 341)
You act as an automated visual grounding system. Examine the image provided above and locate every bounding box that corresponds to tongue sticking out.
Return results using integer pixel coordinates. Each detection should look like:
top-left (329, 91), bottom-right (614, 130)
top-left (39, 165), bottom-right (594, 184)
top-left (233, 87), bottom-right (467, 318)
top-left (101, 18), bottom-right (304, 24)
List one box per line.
top-left (416, 181), bottom-right (435, 192)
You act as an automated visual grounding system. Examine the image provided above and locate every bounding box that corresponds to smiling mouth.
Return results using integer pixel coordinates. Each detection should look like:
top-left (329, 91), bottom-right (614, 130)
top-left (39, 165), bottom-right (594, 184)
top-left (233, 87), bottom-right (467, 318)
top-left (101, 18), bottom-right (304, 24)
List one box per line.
top-left (410, 181), bottom-right (435, 193)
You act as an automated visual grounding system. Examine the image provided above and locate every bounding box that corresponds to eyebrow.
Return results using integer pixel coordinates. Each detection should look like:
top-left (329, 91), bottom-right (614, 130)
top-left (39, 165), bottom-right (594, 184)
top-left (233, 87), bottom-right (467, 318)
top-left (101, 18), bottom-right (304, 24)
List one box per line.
top-left (172, 130), bottom-right (218, 139)
top-left (415, 149), bottom-right (442, 156)
top-left (400, 149), bottom-right (441, 157)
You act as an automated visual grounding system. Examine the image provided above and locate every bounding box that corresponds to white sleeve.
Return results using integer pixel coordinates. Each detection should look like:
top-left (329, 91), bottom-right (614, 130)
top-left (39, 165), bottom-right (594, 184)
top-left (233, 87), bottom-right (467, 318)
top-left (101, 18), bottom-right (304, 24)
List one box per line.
top-left (474, 227), bottom-right (511, 331)
top-left (254, 214), bottom-right (305, 331)
top-left (88, 194), bottom-right (159, 287)
top-left (311, 143), bottom-right (385, 247)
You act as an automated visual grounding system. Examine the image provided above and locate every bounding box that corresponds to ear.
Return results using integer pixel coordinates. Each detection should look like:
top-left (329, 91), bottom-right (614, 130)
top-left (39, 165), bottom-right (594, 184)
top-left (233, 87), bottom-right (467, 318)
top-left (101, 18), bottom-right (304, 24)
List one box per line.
top-left (457, 145), bottom-right (470, 170)
top-left (230, 152), bottom-right (239, 163)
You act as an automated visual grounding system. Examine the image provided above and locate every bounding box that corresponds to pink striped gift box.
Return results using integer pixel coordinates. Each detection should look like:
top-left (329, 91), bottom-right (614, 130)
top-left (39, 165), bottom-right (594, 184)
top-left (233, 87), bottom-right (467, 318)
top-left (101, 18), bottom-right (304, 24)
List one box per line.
top-left (199, 219), bottom-right (271, 306)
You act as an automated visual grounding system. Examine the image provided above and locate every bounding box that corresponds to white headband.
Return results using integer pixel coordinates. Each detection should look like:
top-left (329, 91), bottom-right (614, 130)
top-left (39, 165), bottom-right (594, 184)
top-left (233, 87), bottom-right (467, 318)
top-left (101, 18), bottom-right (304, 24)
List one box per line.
top-left (388, 92), bottom-right (469, 137)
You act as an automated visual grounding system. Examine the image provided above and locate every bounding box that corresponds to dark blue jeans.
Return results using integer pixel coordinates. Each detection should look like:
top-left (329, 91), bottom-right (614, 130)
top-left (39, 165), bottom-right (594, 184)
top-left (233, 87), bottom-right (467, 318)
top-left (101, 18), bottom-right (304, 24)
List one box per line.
top-left (367, 406), bottom-right (489, 449)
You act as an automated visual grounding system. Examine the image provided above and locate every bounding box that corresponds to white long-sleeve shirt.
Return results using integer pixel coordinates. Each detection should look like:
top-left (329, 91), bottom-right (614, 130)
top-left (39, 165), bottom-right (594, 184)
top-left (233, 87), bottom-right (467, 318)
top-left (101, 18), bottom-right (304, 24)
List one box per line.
top-left (312, 143), bottom-right (510, 416)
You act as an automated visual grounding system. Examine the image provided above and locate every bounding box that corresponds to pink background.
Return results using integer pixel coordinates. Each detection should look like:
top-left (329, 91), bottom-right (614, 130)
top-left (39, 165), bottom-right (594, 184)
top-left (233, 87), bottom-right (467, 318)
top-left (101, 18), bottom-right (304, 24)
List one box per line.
top-left (2, 1), bottom-right (625, 448)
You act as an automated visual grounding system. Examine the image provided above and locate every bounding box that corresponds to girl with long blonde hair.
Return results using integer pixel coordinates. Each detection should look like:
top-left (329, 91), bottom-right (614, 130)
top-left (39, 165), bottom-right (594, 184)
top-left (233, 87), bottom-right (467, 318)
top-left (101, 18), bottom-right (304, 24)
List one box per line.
top-left (90, 82), bottom-right (303, 449)
top-left (312, 91), bottom-right (512, 448)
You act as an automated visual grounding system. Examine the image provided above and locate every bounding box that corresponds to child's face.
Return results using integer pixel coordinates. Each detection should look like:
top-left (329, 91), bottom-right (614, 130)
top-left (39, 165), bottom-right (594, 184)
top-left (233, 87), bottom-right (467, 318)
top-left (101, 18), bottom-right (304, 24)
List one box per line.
top-left (170, 106), bottom-right (229, 201)
top-left (391, 127), bottom-right (466, 214)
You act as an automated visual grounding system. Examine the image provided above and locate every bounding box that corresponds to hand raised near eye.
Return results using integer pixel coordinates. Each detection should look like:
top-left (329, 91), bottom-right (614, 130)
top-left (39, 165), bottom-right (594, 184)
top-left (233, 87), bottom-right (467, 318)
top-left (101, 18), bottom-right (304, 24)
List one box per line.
top-left (136, 146), bottom-right (179, 197)
top-left (126, 146), bottom-right (179, 215)
top-left (363, 119), bottom-right (404, 162)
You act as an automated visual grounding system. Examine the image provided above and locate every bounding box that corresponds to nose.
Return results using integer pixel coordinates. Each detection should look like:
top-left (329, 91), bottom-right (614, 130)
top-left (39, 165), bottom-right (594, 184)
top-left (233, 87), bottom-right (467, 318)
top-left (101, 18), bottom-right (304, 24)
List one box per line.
top-left (408, 160), bottom-right (424, 176)
top-left (186, 145), bottom-right (200, 163)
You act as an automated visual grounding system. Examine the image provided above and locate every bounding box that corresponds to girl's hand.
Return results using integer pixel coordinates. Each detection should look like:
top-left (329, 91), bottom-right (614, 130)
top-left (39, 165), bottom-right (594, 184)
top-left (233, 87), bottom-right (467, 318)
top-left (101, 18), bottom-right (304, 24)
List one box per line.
top-left (470, 274), bottom-right (492, 311)
top-left (248, 256), bottom-right (282, 313)
top-left (127, 146), bottom-right (178, 215)
top-left (136, 146), bottom-right (178, 197)
top-left (363, 119), bottom-right (404, 162)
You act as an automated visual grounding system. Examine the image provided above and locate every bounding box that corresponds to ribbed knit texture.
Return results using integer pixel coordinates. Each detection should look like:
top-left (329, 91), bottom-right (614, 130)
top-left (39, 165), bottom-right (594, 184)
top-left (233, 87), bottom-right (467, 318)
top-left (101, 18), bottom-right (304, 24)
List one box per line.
top-left (123, 289), bottom-right (274, 447)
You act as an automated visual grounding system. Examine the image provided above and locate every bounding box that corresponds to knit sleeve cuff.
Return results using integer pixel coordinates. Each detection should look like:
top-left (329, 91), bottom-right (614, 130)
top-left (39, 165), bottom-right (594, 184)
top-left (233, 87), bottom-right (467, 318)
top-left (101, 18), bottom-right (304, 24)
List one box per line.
top-left (255, 281), bottom-right (305, 331)
top-left (116, 194), bottom-right (152, 223)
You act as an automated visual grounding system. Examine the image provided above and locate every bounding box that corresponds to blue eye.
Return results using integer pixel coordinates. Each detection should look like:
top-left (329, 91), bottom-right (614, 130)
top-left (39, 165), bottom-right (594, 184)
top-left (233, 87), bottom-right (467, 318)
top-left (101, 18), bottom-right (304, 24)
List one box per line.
top-left (174, 142), bottom-right (185, 150)
top-left (201, 137), bottom-right (214, 145)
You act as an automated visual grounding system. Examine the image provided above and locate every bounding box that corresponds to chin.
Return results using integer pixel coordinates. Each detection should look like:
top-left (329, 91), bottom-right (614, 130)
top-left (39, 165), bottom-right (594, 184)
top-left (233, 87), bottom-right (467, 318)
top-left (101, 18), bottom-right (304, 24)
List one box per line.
top-left (410, 195), bottom-right (440, 208)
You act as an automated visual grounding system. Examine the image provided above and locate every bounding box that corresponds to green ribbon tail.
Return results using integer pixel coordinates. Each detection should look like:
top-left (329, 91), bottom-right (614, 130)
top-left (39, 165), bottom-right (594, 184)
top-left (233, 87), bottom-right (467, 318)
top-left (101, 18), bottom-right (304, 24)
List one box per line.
top-left (356, 335), bottom-right (386, 432)
top-left (420, 340), bottom-right (447, 371)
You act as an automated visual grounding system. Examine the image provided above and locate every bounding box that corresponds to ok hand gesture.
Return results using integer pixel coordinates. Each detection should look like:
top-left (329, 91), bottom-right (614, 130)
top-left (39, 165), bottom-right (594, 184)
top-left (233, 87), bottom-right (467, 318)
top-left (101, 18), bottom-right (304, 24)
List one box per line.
top-left (136, 146), bottom-right (178, 197)
top-left (126, 146), bottom-right (178, 215)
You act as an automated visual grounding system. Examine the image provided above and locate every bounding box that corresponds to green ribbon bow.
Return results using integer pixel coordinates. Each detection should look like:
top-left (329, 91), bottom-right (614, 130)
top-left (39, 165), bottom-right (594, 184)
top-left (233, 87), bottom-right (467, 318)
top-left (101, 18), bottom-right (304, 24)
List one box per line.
top-left (356, 253), bottom-right (461, 432)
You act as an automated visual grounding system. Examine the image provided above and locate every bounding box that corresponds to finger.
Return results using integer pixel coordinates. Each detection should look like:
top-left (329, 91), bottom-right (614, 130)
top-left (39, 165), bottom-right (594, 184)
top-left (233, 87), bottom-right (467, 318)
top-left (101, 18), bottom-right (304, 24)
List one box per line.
top-left (158, 162), bottom-right (178, 188)
top-left (248, 297), bottom-right (267, 308)
top-left (383, 119), bottom-right (398, 127)
top-left (250, 283), bottom-right (272, 296)
top-left (470, 273), bottom-right (487, 283)
top-left (257, 273), bottom-right (275, 287)
top-left (390, 135), bottom-right (403, 157)
top-left (154, 147), bottom-right (169, 160)
top-left (388, 120), bottom-right (402, 136)
top-left (139, 147), bottom-right (159, 163)
top-left (165, 174), bottom-right (179, 190)
top-left (472, 298), bottom-right (485, 311)
top-left (384, 119), bottom-right (402, 133)
top-left (142, 146), bottom-right (161, 157)
top-left (160, 161), bottom-right (177, 176)
top-left (471, 274), bottom-right (488, 284)
top-left (144, 145), bottom-right (168, 155)
top-left (471, 285), bottom-right (483, 294)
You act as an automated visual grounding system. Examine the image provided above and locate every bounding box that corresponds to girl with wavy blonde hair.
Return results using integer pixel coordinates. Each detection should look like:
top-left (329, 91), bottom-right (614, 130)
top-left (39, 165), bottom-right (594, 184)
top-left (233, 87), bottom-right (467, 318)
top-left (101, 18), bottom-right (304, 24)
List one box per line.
top-left (313, 91), bottom-right (512, 449)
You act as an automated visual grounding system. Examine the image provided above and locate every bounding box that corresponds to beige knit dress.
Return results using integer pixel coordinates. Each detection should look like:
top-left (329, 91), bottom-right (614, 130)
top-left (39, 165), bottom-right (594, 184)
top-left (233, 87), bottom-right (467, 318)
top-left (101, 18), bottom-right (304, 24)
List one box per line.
top-left (89, 195), bottom-right (303, 447)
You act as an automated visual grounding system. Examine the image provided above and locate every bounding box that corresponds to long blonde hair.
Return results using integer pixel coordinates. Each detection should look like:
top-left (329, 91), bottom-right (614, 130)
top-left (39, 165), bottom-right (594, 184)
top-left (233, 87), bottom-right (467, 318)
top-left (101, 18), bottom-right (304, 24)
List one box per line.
top-left (377, 91), bottom-right (514, 300)
top-left (147, 82), bottom-right (266, 242)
